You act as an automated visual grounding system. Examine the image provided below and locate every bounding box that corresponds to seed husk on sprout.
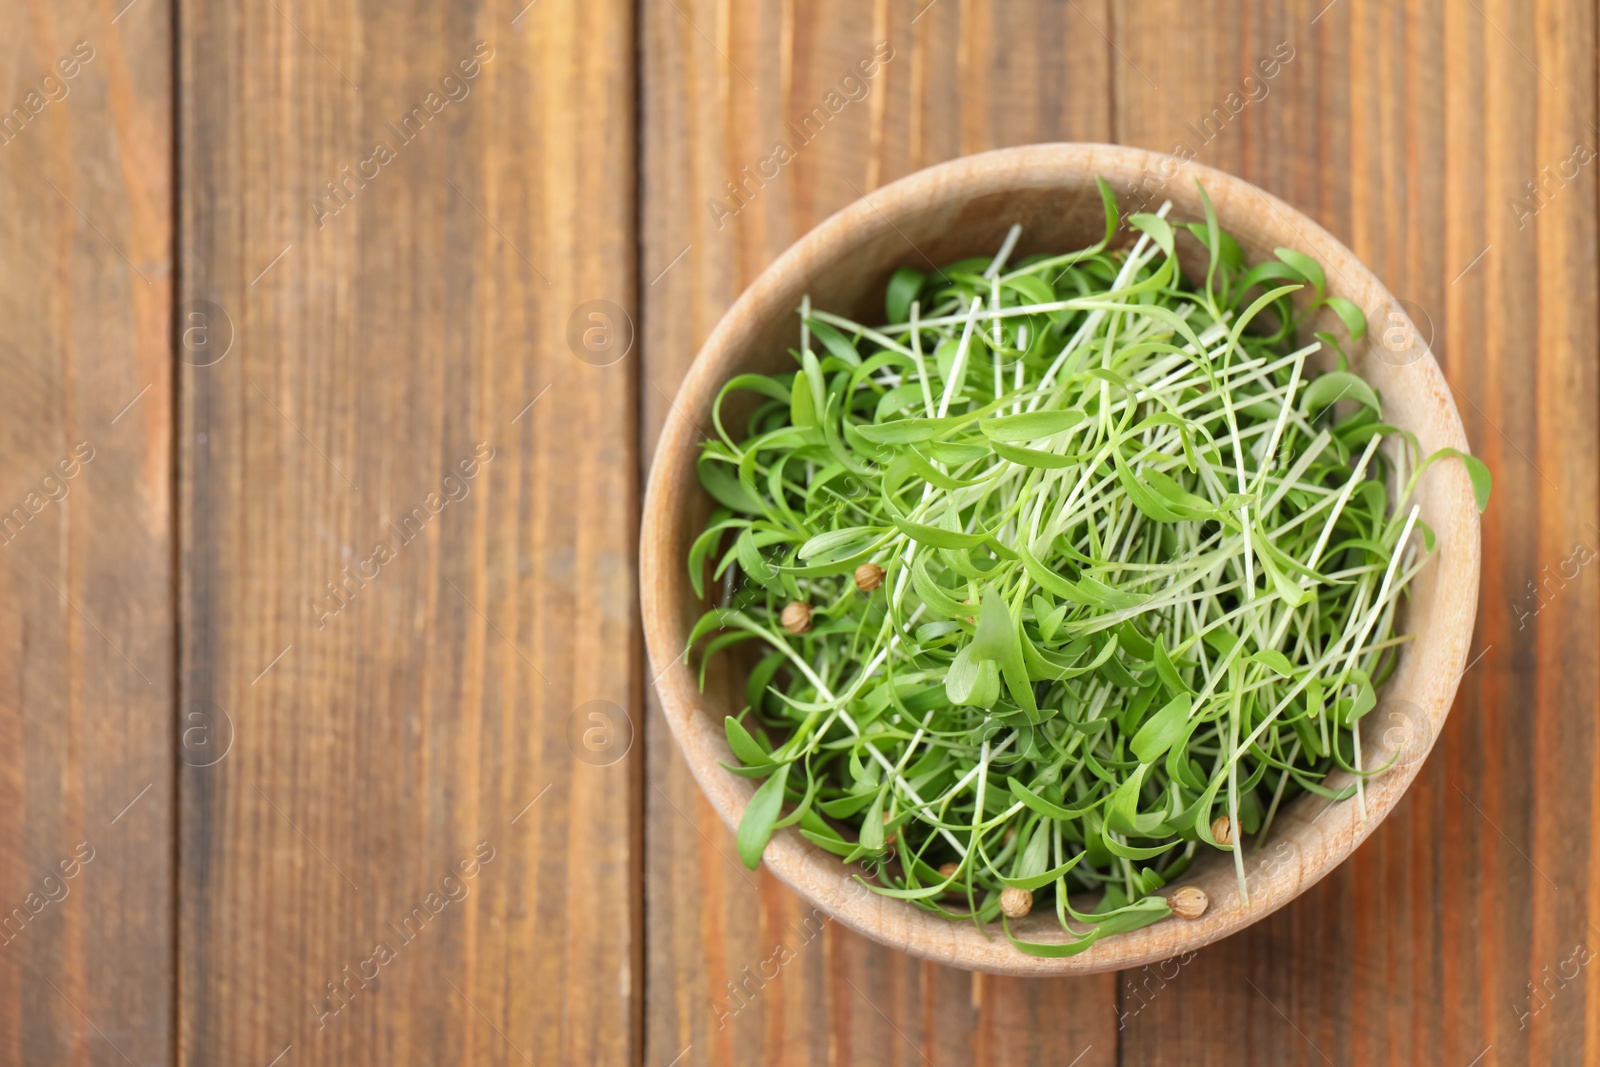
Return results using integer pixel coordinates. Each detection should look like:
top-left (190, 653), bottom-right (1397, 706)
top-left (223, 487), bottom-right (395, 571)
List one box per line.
top-left (1000, 886), bottom-right (1034, 919)
top-left (854, 562), bottom-right (886, 593)
top-left (780, 601), bottom-right (812, 634)
top-left (1168, 886), bottom-right (1209, 920)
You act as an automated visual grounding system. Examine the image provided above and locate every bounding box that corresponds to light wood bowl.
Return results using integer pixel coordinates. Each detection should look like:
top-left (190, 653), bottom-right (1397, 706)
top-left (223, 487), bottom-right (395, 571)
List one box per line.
top-left (640, 143), bottom-right (1481, 975)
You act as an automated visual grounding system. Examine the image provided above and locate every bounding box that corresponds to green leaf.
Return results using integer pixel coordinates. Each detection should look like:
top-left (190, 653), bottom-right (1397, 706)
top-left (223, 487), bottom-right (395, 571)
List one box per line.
top-left (853, 415), bottom-right (966, 444)
top-left (1130, 213), bottom-right (1176, 259)
top-left (978, 408), bottom-right (1086, 443)
top-left (858, 790), bottom-right (886, 851)
top-left (1095, 175), bottom-right (1119, 246)
top-left (1300, 371), bottom-right (1381, 416)
top-left (1273, 247), bottom-right (1325, 299)
top-left (1014, 820), bottom-right (1052, 880)
top-left (1143, 467), bottom-right (1219, 520)
top-left (989, 440), bottom-right (1079, 469)
top-left (805, 318), bottom-right (862, 366)
top-left (1114, 448), bottom-right (1184, 523)
top-left (1239, 260), bottom-right (1308, 293)
top-left (1250, 649), bottom-right (1295, 677)
top-left (1323, 296), bottom-right (1367, 340)
top-left (724, 716), bottom-right (772, 767)
top-left (1003, 273), bottom-right (1056, 307)
top-left (1002, 928), bottom-right (1101, 958)
top-left (1130, 694), bottom-right (1190, 763)
top-left (1086, 895), bottom-right (1170, 935)
top-left (697, 459), bottom-right (762, 513)
top-left (818, 792), bottom-right (877, 819)
top-left (945, 645), bottom-right (981, 705)
top-left (1033, 595), bottom-right (1067, 642)
top-left (911, 554), bottom-right (971, 617)
top-left (687, 514), bottom-right (736, 599)
top-left (1415, 447), bottom-right (1492, 513)
top-left (799, 829), bottom-right (856, 857)
top-left (1008, 778), bottom-right (1098, 820)
top-left (886, 267), bottom-right (925, 324)
top-left (734, 527), bottom-right (781, 591)
top-left (716, 372), bottom-right (792, 407)
top-left (973, 586), bottom-right (1037, 716)
top-left (891, 514), bottom-right (989, 549)
top-left (737, 763), bottom-right (791, 868)
top-left (1196, 180), bottom-right (1223, 300)
top-left (797, 526), bottom-right (880, 561)
top-left (1115, 621), bottom-right (1155, 662)
top-left (1152, 637), bottom-right (1190, 696)
top-left (946, 650), bottom-right (1002, 709)
top-left (790, 368), bottom-right (817, 428)
top-left (999, 851), bottom-right (1085, 891)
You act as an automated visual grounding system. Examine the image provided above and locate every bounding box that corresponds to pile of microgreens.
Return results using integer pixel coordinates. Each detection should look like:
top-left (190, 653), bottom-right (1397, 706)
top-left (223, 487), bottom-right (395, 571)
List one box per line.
top-left (686, 180), bottom-right (1490, 957)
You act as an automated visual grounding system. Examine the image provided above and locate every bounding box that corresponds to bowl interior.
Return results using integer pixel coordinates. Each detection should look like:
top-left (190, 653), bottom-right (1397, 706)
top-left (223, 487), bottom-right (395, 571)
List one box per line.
top-left (641, 144), bottom-right (1480, 975)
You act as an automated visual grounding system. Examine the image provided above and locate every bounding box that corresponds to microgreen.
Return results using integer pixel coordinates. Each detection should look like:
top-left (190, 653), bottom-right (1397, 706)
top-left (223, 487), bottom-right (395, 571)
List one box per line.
top-left (685, 179), bottom-right (1490, 953)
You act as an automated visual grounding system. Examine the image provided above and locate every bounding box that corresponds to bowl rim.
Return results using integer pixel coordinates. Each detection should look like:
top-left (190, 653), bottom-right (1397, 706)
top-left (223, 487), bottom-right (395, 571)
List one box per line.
top-left (640, 142), bottom-right (1481, 975)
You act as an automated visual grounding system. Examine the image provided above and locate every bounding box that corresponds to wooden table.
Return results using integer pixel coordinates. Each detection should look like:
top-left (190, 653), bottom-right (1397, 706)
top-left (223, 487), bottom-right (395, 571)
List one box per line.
top-left (0, 0), bottom-right (1590, 1063)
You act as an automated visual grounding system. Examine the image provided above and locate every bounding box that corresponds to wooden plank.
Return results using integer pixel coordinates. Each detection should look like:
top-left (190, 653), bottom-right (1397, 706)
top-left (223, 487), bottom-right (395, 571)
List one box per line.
top-left (639, 2), bottom-right (1123, 1063)
top-left (176, 1), bottom-right (639, 1063)
top-left (1114, 0), bottom-right (1598, 1063)
top-left (0, 0), bottom-right (175, 1063)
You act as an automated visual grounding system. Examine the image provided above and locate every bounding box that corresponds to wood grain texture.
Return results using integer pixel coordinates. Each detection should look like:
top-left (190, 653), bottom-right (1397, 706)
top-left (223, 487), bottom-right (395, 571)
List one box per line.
top-left (0, 0), bottom-right (1581, 1062)
top-left (1115, 0), bottom-right (1598, 1064)
top-left (639, 3), bottom-right (1120, 1064)
top-left (176, 1), bottom-right (639, 1064)
top-left (0, 0), bottom-right (174, 1063)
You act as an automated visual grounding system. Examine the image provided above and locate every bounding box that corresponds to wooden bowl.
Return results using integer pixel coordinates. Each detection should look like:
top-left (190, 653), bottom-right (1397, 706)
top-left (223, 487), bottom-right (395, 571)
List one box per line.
top-left (640, 143), bottom-right (1481, 975)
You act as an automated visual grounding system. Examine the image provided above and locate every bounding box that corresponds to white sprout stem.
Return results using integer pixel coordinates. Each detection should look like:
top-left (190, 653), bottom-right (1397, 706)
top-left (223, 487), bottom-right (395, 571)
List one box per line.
top-left (1249, 344), bottom-right (1313, 492)
top-left (1223, 514), bottom-right (1424, 774)
top-left (985, 223), bottom-right (1023, 279)
top-left (936, 296), bottom-right (985, 419)
top-left (1029, 202), bottom-right (1173, 406)
top-left (909, 300), bottom-right (935, 417)
top-left (1336, 504), bottom-right (1421, 819)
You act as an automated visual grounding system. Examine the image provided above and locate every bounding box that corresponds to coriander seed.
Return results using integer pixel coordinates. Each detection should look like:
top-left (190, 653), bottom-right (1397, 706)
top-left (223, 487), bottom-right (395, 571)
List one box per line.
top-left (780, 601), bottom-right (812, 634)
top-left (1169, 886), bottom-right (1208, 920)
top-left (854, 562), bottom-right (885, 593)
top-left (999, 886), bottom-right (1032, 919)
